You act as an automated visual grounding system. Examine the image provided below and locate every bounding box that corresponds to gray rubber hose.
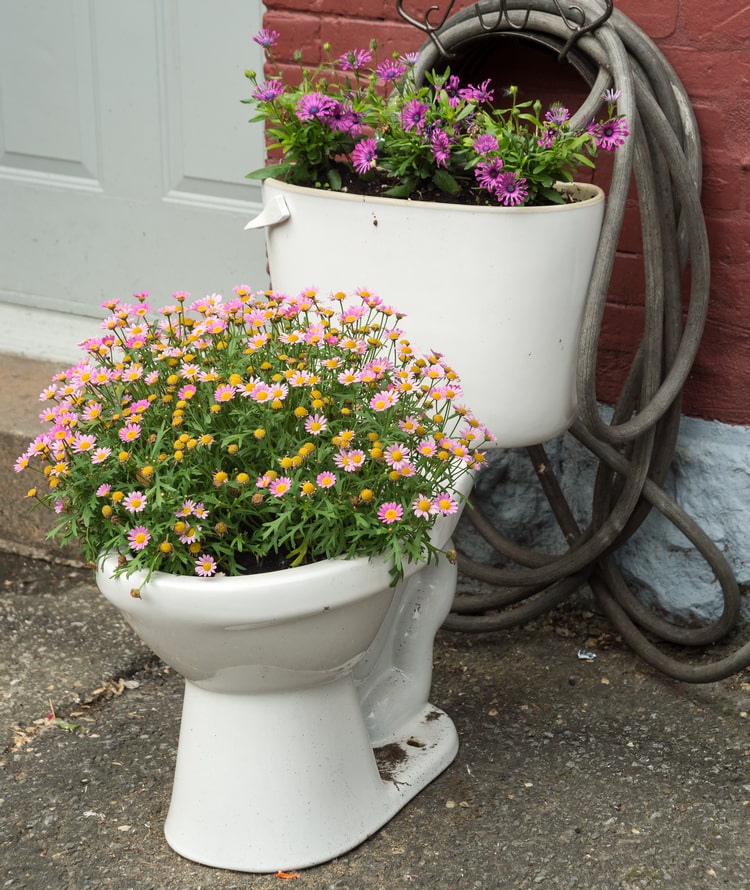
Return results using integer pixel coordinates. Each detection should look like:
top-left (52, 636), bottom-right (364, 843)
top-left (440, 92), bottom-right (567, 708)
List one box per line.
top-left (413, 1), bottom-right (750, 681)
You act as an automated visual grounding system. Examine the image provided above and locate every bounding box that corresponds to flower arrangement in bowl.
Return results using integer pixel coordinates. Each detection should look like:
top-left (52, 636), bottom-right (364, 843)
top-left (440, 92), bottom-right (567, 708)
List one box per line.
top-left (16, 287), bottom-right (492, 588)
top-left (244, 28), bottom-right (628, 206)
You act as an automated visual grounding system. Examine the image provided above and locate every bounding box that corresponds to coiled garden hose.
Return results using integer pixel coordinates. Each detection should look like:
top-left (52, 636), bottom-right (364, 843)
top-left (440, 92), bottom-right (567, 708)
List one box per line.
top-left (412, 0), bottom-right (750, 682)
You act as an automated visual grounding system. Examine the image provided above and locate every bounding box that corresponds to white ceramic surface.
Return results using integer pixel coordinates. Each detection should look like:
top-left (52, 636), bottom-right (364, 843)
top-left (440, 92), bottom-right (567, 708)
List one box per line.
top-left (246, 179), bottom-right (605, 448)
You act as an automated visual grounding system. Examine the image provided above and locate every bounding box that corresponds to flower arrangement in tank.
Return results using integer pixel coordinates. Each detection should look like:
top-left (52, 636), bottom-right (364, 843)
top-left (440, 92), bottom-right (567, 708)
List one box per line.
top-left (16, 287), bottom-right (493, 588)
top-left (244, 28), bottom-right (628, 206)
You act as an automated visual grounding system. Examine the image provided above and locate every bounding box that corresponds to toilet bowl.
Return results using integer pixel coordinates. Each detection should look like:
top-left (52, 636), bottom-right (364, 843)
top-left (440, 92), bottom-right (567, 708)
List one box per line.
top-left (96, 481), bottom-right (470, 873)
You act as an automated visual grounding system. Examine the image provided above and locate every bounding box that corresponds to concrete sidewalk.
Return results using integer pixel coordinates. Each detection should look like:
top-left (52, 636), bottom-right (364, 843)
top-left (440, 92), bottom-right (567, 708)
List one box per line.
top-left (2, 548), bottom-right (749, 890)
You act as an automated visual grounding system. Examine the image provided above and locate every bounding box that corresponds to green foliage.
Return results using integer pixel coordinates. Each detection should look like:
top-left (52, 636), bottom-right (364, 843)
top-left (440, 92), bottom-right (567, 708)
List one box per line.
top-left (17, 289), bottom-right (492, 586)
top-left (244, 33), bottom-right (628, 205)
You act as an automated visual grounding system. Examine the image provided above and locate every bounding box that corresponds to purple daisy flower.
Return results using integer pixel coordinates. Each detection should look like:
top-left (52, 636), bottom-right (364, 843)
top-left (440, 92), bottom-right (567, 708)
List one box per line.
top-left (328, 101), bottom-right (362, 134)
top-left (472, 133), bottom-right (499, 155)
top-left (430, 129), bottom-right (452, 167)
top-left (352, 137), bottom-right (378, 174)
top-left (295, 92), bottom-right (337, 122)
top-left (474, 158), bottom-right (504, 191)
top-left (589, 117), bottom-right (629, 150)
top-left (252, 80), bottom-right (285, 103)
top-left (458, 78), bottom-right (494, 104)
top-left (376, 59), bottom-right (407, 82)
top-left (545, 103), bottom-right (569, 124)
top-left (253, 28), bottom-right (280, 49)
top-left (494, 171), bottom-right (529, 206)
top-left (400, 99), bottom-right (428, 134)
top-left (537, 127), bottom-right (557, 149)
top-left (338, 48), bottom-right (372, 71)
top-left (441, 74), bottom-right (462, 107)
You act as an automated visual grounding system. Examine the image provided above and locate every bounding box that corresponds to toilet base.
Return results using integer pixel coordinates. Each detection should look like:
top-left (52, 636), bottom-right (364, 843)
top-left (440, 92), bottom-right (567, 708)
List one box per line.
top-left (164, 676), bottom-right (458, 873)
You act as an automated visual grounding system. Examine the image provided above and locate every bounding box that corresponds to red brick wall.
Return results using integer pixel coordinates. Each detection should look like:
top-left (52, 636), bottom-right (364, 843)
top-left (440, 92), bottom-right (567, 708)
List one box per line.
top-left (259, 1), bottom-right (750, 425)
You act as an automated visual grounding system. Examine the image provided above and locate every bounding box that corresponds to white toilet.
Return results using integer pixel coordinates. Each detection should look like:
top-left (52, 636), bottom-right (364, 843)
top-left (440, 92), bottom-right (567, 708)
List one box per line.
top-left (96, 474), bottom-right (471, 873)
top-left (95, 166), bottom-right (606, 873)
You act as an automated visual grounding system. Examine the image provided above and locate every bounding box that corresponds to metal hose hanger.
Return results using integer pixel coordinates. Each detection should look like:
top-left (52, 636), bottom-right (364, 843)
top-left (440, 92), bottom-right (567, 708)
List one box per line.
top-left (406, 0), bottom-right (750, 682)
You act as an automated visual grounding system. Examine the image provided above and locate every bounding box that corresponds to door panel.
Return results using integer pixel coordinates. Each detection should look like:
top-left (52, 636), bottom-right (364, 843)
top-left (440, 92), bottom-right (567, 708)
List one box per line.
top-left (0, 0), bottom-right (269, 358)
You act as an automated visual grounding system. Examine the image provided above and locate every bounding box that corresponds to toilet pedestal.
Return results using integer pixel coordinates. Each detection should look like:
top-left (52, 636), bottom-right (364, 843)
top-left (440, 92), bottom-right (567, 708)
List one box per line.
top-left (165, 678), bottom-right (457, 872)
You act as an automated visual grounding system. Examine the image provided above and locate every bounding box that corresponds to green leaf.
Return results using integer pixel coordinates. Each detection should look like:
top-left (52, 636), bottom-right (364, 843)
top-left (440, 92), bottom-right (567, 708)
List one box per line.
top-left (327, 167), bottom-right (342, 191)
top-left (432, 168), bottom-right (460, 195)
top-left (384, 181), bottom-right (416, 198)
top-left (245, 163), bottom-right (289, 181)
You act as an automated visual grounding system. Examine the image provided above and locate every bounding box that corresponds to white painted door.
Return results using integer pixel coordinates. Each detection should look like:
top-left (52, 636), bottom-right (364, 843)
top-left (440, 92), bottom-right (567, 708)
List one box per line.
top-left (0, 0), bottom-right (269, 362)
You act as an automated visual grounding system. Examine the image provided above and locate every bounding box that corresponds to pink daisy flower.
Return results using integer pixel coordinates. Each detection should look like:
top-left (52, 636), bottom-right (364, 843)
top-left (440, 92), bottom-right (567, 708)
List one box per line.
top-left (377, 502), bottom-right (403, 524)
top-left (270, 383), bottom-right (288, 402)
top-left (82, 402), bottom-right (103, 421)
top-left (333, 451), bottom-right (353, 472)
top-left (178, 526), bottom-right (200, 544)
top-left (433, 493), bottom-right (458, 516)
top-left (214, 384), bottom-right (236, 403)
top-left (269, 477), bottom-right (293, 497)
top-left (127, 526), bottom-right (151, 551)
top-left (412, 495), bottom-right (436, 519)
top-left (370, 389), bottom-right (398, 412)
top-left (305, 414), bottom-right (328, 435)
top-left (195, 554), bottom-right (217, 577)
top-left (383, 443), bottom-right (410, 469)
top-left (333, 449), bottom-right (365, 473)
top-left (398, 416), bottom-right (420, 434)
top-left (251, 383), bottom-right (273, 403)
top-left (193, 502), bottom-right (209, 519)
top-left (417, 438), bottom-right (438, 457)
top-left (91, 447), bottom-right (111, 465)
top-left (175, 499), bottom-right (196, 517)
top-left (118, 423), bottom-right (141, 443)
top-left (123, 364), bottom-right (144, 382)
top-left (316, 471), bottom-right (337, 489)
top-left (72, 433), bottom-right (97, 454)
top-left (123, 491), bottom-right (147, 513)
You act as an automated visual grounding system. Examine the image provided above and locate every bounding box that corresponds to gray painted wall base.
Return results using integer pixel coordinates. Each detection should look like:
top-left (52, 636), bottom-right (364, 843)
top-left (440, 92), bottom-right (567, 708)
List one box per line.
top-left (456, 411), bottom-right (750, 625)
